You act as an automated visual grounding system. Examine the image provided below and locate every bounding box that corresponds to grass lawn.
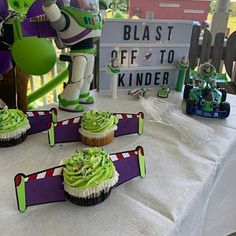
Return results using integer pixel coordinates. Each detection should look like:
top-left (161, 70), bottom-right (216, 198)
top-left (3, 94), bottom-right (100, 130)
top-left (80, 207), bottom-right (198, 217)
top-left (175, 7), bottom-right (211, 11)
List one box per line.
top-left (227, 15), bottom-right (236, 34)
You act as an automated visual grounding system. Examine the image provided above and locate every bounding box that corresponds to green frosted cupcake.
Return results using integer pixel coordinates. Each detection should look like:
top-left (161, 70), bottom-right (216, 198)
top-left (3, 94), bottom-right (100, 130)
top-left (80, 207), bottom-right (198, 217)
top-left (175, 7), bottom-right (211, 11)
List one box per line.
top-left (0, 107), bottom-right (30, 147)
top-left (61, 147), bottom-right (119, 206)
top-left (79, 110), bottom-right (118, 146)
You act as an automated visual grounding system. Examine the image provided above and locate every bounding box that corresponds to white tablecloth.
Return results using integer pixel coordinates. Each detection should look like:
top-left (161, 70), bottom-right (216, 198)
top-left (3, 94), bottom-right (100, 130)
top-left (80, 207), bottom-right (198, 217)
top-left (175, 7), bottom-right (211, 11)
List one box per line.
top-left (1, 90), bottom-right (236, 236)
top-left (203, 155), bottom-right (236, 236)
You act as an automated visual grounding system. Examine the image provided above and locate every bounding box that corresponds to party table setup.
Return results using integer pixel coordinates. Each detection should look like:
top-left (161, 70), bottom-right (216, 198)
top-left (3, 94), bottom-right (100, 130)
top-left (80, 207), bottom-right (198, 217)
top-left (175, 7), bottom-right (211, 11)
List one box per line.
top-left (1, 0), bottom-right (236, 235)
top-left (0, 88), bottom-right (236, 236)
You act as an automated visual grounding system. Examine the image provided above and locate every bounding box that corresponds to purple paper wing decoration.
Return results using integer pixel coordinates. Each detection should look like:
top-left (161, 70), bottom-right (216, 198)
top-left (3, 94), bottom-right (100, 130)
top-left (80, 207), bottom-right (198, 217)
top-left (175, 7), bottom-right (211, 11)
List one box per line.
top-left (22, 0), bottom-right (56, 37)
top-left (114, 112), bottom-right (144, 137)
top-left (25, 166), bottom-right (65, 206)
top-left (0, 0), bottom-right (8, 18)
top-left (26, 108), bottom-right (57, 135)
top-left (0, 51), bottom-right (12, 75)
top-left (14, 166), bottom-right (66, 212)
top-left (14, 147), bottom-right (145, 212)
top-left (51, 116), bottom-right (82, 145)
top-left (48, 112), bottom-right (144, 146)
top-left (111, 146), bottom-right (146, 187)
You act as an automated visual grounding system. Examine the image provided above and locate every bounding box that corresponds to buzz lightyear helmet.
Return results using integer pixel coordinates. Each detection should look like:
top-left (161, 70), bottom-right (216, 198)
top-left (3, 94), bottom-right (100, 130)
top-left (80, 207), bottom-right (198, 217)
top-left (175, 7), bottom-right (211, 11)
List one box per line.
top-left (63, 0), bottom-right (99, 12)
top-left (198, 62), bottom-right (216, 78)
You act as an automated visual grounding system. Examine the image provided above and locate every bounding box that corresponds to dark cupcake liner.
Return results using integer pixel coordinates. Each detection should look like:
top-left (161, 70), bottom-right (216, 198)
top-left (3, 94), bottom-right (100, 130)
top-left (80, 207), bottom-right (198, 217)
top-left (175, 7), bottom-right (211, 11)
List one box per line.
top-left (0, 133), bottom-right (27, 147)
top-left (65, 188), bottom-right (112, 206)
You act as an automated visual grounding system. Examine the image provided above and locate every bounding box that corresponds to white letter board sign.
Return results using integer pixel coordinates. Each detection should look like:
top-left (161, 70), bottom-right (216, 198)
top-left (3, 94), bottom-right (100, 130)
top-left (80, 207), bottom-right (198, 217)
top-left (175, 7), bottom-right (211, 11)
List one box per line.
top-left (99, 18), bottom-right (193, 91)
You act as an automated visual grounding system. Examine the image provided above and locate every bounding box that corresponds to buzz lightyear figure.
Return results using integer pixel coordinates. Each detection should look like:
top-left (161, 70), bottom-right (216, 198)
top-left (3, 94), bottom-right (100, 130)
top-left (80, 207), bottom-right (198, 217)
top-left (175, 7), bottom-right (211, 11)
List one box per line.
top-left (194, 63), bottom-right (217, 89)
top-left (193, 62), bottom-right (218, 101)
top-left (42, 0), bottom-right (103, 112)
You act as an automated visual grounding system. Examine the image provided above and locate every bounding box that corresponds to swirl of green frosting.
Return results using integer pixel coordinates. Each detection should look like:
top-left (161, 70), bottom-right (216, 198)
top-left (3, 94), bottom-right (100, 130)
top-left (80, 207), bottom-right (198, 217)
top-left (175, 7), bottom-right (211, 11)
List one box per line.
top-left (81, 110), bottom-right (118, 133)
top-left (63, 148), bottom-right (116, 189)
top-left (0, 108), bottom-right (29, 133)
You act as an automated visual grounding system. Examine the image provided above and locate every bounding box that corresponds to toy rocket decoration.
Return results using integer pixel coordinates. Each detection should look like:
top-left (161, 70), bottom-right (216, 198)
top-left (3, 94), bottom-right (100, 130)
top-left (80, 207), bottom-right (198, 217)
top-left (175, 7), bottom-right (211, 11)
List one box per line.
top-left (48, 111), bottom-right (144, 146)
top-left (14, 146), bottom-right (146, 212)
top-left (143, 52), bottom-right (152, 62)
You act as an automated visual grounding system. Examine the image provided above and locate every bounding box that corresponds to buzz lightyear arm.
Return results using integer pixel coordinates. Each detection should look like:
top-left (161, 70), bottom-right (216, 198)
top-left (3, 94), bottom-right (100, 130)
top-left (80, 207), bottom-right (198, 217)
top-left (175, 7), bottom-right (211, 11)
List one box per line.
top-left (48, 112), bottom-right (144, 146)
top-left (14, 146), bottom-right (146, 212)
top-left (42, 0), bottom-right (67, 32)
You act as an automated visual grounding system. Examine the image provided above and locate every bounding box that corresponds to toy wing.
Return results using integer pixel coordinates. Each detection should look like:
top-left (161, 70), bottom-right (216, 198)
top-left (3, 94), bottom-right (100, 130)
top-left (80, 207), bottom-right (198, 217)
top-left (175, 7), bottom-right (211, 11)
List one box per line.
top-left (111, 146), bottom-right (146, 186)
top-left (14, 166), bottom-right (65, 212)
top-left (14, 146), bottom-right (146, 212)
top-left (26, 108), bottom-right (57, 135)
top-left (22, 0), bottom-right (57, 38)
top-left (48, 112), bottom-right (144, 146)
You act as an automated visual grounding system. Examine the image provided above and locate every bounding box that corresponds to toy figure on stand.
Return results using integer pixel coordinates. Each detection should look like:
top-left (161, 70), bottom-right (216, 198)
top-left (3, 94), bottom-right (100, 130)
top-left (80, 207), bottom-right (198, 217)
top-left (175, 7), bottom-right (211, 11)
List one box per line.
top-left (175, 56), bottom-right (189, 92)
top-left (183, 62), bottom-right (230, 118)
top-left (107, 57), bottom-right (120, 99)
top-left (42, 0), bottom-right (103, 112)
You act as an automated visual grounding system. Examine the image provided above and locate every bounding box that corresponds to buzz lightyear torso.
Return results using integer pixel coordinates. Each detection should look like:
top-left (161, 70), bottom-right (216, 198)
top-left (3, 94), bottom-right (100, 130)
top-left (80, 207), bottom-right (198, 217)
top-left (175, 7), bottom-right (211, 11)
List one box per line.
top-left (196, 72), bottom-right (217, 89)
top-left (58, 6), bottom-right (102, 47)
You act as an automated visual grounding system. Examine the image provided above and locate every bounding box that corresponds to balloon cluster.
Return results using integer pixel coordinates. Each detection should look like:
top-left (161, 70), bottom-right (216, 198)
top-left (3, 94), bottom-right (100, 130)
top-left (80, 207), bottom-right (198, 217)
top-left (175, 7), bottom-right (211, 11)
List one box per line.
top-left (0, 0), bottom-right (56, 76)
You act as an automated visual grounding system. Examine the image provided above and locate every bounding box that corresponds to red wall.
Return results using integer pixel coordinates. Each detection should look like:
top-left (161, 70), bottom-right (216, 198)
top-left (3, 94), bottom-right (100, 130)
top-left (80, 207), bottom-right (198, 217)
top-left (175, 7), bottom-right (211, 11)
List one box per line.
top-left (129, 0), bottom-right (210, 24)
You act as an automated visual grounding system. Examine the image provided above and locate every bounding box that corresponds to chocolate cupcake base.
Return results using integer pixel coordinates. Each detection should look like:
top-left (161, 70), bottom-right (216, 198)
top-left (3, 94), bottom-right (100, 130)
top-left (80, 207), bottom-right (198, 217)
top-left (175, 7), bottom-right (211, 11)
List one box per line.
top-left (0, 133), bottom-right (27, 147)
top-left (65, 188), bottom-right (112, 206)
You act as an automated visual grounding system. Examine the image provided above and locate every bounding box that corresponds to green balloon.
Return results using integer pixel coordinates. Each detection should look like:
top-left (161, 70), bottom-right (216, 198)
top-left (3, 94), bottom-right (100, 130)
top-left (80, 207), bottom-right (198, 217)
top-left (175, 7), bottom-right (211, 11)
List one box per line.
top-left (12, 37), bottom-right (57, 75)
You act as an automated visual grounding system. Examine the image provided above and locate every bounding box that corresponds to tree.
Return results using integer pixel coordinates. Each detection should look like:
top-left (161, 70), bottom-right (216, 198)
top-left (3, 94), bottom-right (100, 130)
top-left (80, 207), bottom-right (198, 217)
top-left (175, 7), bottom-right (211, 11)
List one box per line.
top-left (99, 0), bottom-right (108, 10)
top-left (209, 0), bottom-right (216, 14)
top-left (109, 0), bottom-right (129, 12)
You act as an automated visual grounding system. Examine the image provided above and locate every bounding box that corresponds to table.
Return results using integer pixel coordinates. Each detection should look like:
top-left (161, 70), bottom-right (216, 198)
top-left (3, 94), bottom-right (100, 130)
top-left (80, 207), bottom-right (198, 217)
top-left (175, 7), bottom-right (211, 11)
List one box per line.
top-left (1, 90), bottom-right (236, 236)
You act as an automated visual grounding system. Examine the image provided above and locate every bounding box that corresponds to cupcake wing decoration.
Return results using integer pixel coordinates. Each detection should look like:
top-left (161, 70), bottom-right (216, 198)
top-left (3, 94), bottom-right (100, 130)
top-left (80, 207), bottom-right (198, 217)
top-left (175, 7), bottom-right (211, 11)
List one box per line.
top-left (14, 146), bottom-right (146, 212)
top-left (26, 108), bottom-right (57, 135)
top-left (14, 165), bottom-right (65, 213)
top-left (48, 110), bottom-right (144, 146)
top-left (0, 107), bottom-right (57, 147)
top-left (111, 146), bottom-right (146, 186)
top-left (0, 108), bottom-right (31, 147)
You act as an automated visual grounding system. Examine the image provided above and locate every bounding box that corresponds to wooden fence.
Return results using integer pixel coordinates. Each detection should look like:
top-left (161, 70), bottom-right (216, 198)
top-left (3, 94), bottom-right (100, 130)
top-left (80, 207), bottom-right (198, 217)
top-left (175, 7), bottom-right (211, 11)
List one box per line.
top-left (188, 25), bottom-right (236, 93)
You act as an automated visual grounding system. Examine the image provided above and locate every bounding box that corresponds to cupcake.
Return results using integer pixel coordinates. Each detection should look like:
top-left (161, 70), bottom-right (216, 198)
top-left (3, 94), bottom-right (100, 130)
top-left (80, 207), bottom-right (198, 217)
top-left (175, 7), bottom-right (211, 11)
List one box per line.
top-left (79, 110), bottom-right (118, 146)
top-left (0, 107), bottom-right (30, 147)
top-left (61, 147), bottom-right (119, 206)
